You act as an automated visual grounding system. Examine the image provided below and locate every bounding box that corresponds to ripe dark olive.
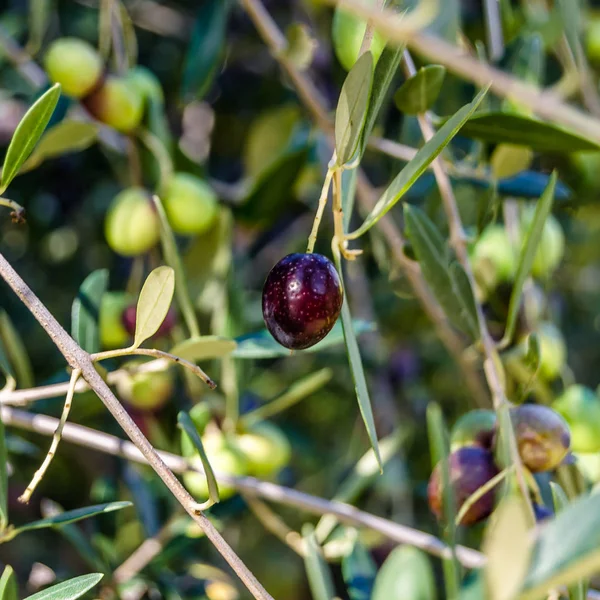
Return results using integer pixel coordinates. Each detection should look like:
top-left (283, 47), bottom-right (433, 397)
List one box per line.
top-left (262, 253), bottom-right (343, 350)
top-left (509, 404), bottom-right (571, 472)
top-left (428, 446), bottom-right (499, 526)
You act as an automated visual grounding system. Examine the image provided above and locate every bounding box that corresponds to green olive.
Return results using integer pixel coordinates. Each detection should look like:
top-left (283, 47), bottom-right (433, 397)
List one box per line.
top-left (104, 188), bottom-right (160, 256)
top-left (236, 422), bottom-right (291, 478)
top-left (520, 208), bottom-right (565, 279)
top-left (332, 2), bottom-right (386, 71)
top-left (586, 18), bottom-right (600, 62)
top-left (116, 361), bottom-right (174, 412)
top-left (183, 433), bottom-right (248, 501)
top-left (471, 225), bottom-right (516, 292)
top-left (509, 404), bottom-right (571, 472)
top-left (44, 38), bottom-right (103, 98)
top-left (536, 322), bottom-right (567, 381)
top-left (85, 75), bottom-right (144, 132)
top-left (450, 409), bottom-right (497, 451)
top-left (162, 173), bottom-right (218, 236)
top-left (99, 292), bottom-right (132, 349)
top-left (552, 385), bottom-right (600, 453)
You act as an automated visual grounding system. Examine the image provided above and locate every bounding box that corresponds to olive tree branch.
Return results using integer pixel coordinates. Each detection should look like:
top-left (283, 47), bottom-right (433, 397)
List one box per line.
top-left (240, 0), bottom-right (489, 406)
top-left (0, 251), bottom-right (273, 600)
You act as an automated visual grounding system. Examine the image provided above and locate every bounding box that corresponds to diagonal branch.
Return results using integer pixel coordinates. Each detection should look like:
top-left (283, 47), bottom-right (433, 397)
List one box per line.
top-left (0, 251), bottom-right (273, 600)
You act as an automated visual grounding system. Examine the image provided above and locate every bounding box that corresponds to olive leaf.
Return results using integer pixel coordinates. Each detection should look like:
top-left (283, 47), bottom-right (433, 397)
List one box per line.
top-left (335, 51), bottom-right (373, 166)
top-left (0, 311), bottom-right (34, 388)
top-left (71, 269), bottom-right (109, 354)
top-left (342, 541), bottom-right (377, 600)
top-left (302, 524), bottom-right (336, 600)
top-left (23, 573), bottom-right (103, 600)
top-left (169, 336), bottom-right (237, 362)
top-left (1, 83), bottom-right (61, 192)
top-left (133, 266), bottom-right (175, 348)
top-left (0, 566), bottom-right (17, 600)
top-left (394, 64), bottom-right (446, 115)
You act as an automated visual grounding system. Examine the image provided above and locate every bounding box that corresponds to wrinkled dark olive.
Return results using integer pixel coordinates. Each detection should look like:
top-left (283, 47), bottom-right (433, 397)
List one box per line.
top-left (262, 253), bottom-right (343, 350)
top-left (428, 446), bottom-right (499, 526)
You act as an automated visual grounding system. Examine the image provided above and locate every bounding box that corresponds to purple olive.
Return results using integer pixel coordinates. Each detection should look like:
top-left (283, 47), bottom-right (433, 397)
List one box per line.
top-left (428, 446), bottom-right (499, 526)
top-left (262, 253), bottom-right (343, 350)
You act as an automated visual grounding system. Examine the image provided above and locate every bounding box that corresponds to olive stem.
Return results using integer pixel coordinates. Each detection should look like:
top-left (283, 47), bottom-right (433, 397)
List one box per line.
top-left (333, 167), bottom-right (361, 260)
top-left (18, 368), bottom-right (81, 504)
top-left (91, 347), bottom-right (216, 390)
top-left (306, 167), bottom-right (334, 254)
top-left (0, 198), bottom-right (25, 221)
top-left (0, 252), bottom-right (273, 600)
top-left (138, 128), bottom-right (174, 194)
top-left (454, 466), bottom-right (513, 527)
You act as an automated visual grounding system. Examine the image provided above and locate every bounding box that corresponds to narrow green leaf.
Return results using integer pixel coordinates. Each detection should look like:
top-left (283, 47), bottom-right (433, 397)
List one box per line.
top-left (427, 403), bottom-right (460, 598)
top-left (359, 44), bottom-right (404, 157)
top-left (169, 336), bottom-right (236, 362)
top-left (333, 253), bottom-right (382, 470)
top-left (335, 51), bottom-right (373, 165)
top-left (0, 311), bottom-right (34, 388)
top-left (133, 266), bottom-right (175, 348)
top-left (503, 173), bottom-right (556, 344)
top-left (555, 0), bottom-right (582, 61)
top-left (302, 524), bottom-right (336, 600)
top-left (405, 206), bottom-right (479, 339)
top-left (178, 411), bottom-right (220, 505)
top-left (484, 497), bottom-right (532, 600)
top-left (454, 112), bottom-right (600, 152)
top-left (394, 65), bottom-right (446, 115)
top-left (180, 0), bottom-right (230, 102)
top-left (152, 195), bottom-right (200, 339)
top-left (21, 121), bottom-right (98, 173)
top-left (23, 574), bottom-right (103, 600)
top-left (350, 87), bottom-right (488, 238)
top-left (342, 167), bottom-right (358, 232)
top-left (26, 0), bottom-right (52, 55)
top-left (0, 407), bottom-right (7, 532)
top-left (231, 320), bottom-right (375, 359)
top-left (71, 269), bottom-right (109, 354)
top-left (1, 84), bottom-right (61, 191)
top-left (342, 540), bottom-right (377, 600)
top-left (12, 501), bottom-right (132, 536)
top-left (0, 335), bottom-right (16, 392)
top-left (0, 566), bottom-right (17, 600)
top-left (519, 492), bottom-right (600, 599)
top-left (372, 546), bottom-right (437, 600)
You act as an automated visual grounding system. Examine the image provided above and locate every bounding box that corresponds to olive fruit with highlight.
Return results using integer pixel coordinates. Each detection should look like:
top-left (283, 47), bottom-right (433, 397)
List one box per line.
top-left (116, 361), bottom-right (174, 412)
top-left (105, 188), bottom-right (160, 256)
top-left (44, 38), bottom-right (103, 98)
top-left (332, 2), bottom-right (386, 71)
top-left (520, 208), bottom-right (565, 279)
top-left (236, 422), bottom-right (292, 478)
top-left (99, 292), bottom-right (132, 349)
top-left (183, 433), bottom-right (248, 501)
top-left (162, 173), bottom-right (218, 236)
top-left (552, 385), bottom-right (600, 453)
top-left (535, 322), bottom-right (567, 380)
top-left (471, 225), bottom-right (516, 292)
top-left (450, 409), bottom-right (497, 451)
top-left (509, 404), bottom-right (571, 472)
top-left (85, 75), bottom-right (144, 132)
top-left (262, 253), bottom-right (343, 350)
top-left (428, 446), bottom-right (499, 526)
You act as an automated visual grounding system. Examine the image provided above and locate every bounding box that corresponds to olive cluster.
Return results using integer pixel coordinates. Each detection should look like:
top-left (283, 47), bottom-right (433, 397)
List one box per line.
top-left (43, 38), bottom-right (219, 258)
top-left (428, 404), bottom-right (571, 526)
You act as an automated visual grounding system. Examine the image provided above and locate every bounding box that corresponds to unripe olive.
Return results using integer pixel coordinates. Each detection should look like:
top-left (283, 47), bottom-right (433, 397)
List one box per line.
top-left (85, 75), bottom-right (144, 132)
top-left (105, 188), bottom-right (160, 256)
top-left (552, 385), bottom-right (600, 453)
top-left (332, 2), bottom-right (386, 71)
top-left (510, 404), bottom-right (571, 472)
top-left (183, 433), bottom-right (248, 501)
top-left (536, 322), bottom-right (567, 380)
top-left (574, 452), bottom-right (600, 483)
top-left (450, 409), bottom-right (497, 451)
top-left (428, 446), bottom-right (499, 526)
top-left (99, 292), bottom-right (132, 349)
top-left (116, 361), bottom-right (174, 412)
top-left (44, 38), bottom-right (103, 98)
top-left (520, 208), bottom-right (565, 279)
top-left (586, 18), bottom-right (600, 62)
top-left (236, 422), bottom-right (292, 478)
top-left (471, 225), bottom-right (516, 291)
top-left (162, 173), bottom-right (218, 236)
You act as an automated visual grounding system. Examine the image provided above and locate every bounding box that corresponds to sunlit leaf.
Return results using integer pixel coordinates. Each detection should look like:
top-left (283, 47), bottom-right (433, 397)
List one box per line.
top-left (23, 573), bottom-right (103, 600)
top-left (133, 266), bottom-right (175, 348)
top-left (1, 84), bottom-right (61, 191)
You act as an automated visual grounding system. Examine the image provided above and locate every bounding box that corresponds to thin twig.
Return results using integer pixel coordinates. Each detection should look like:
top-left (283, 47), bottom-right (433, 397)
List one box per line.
top-left (18, 369), bottom-right (81, 504)
top-left (0, 252), bottom-right (273, 600)
top-left (306, 168), bottom-right (334, 253)
top-left (91, 348), bottom-right (216, 390)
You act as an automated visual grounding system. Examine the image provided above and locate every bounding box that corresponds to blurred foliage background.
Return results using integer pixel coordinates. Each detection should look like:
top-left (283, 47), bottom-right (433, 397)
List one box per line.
top-left (3, 0), bottom-right (600, 598)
